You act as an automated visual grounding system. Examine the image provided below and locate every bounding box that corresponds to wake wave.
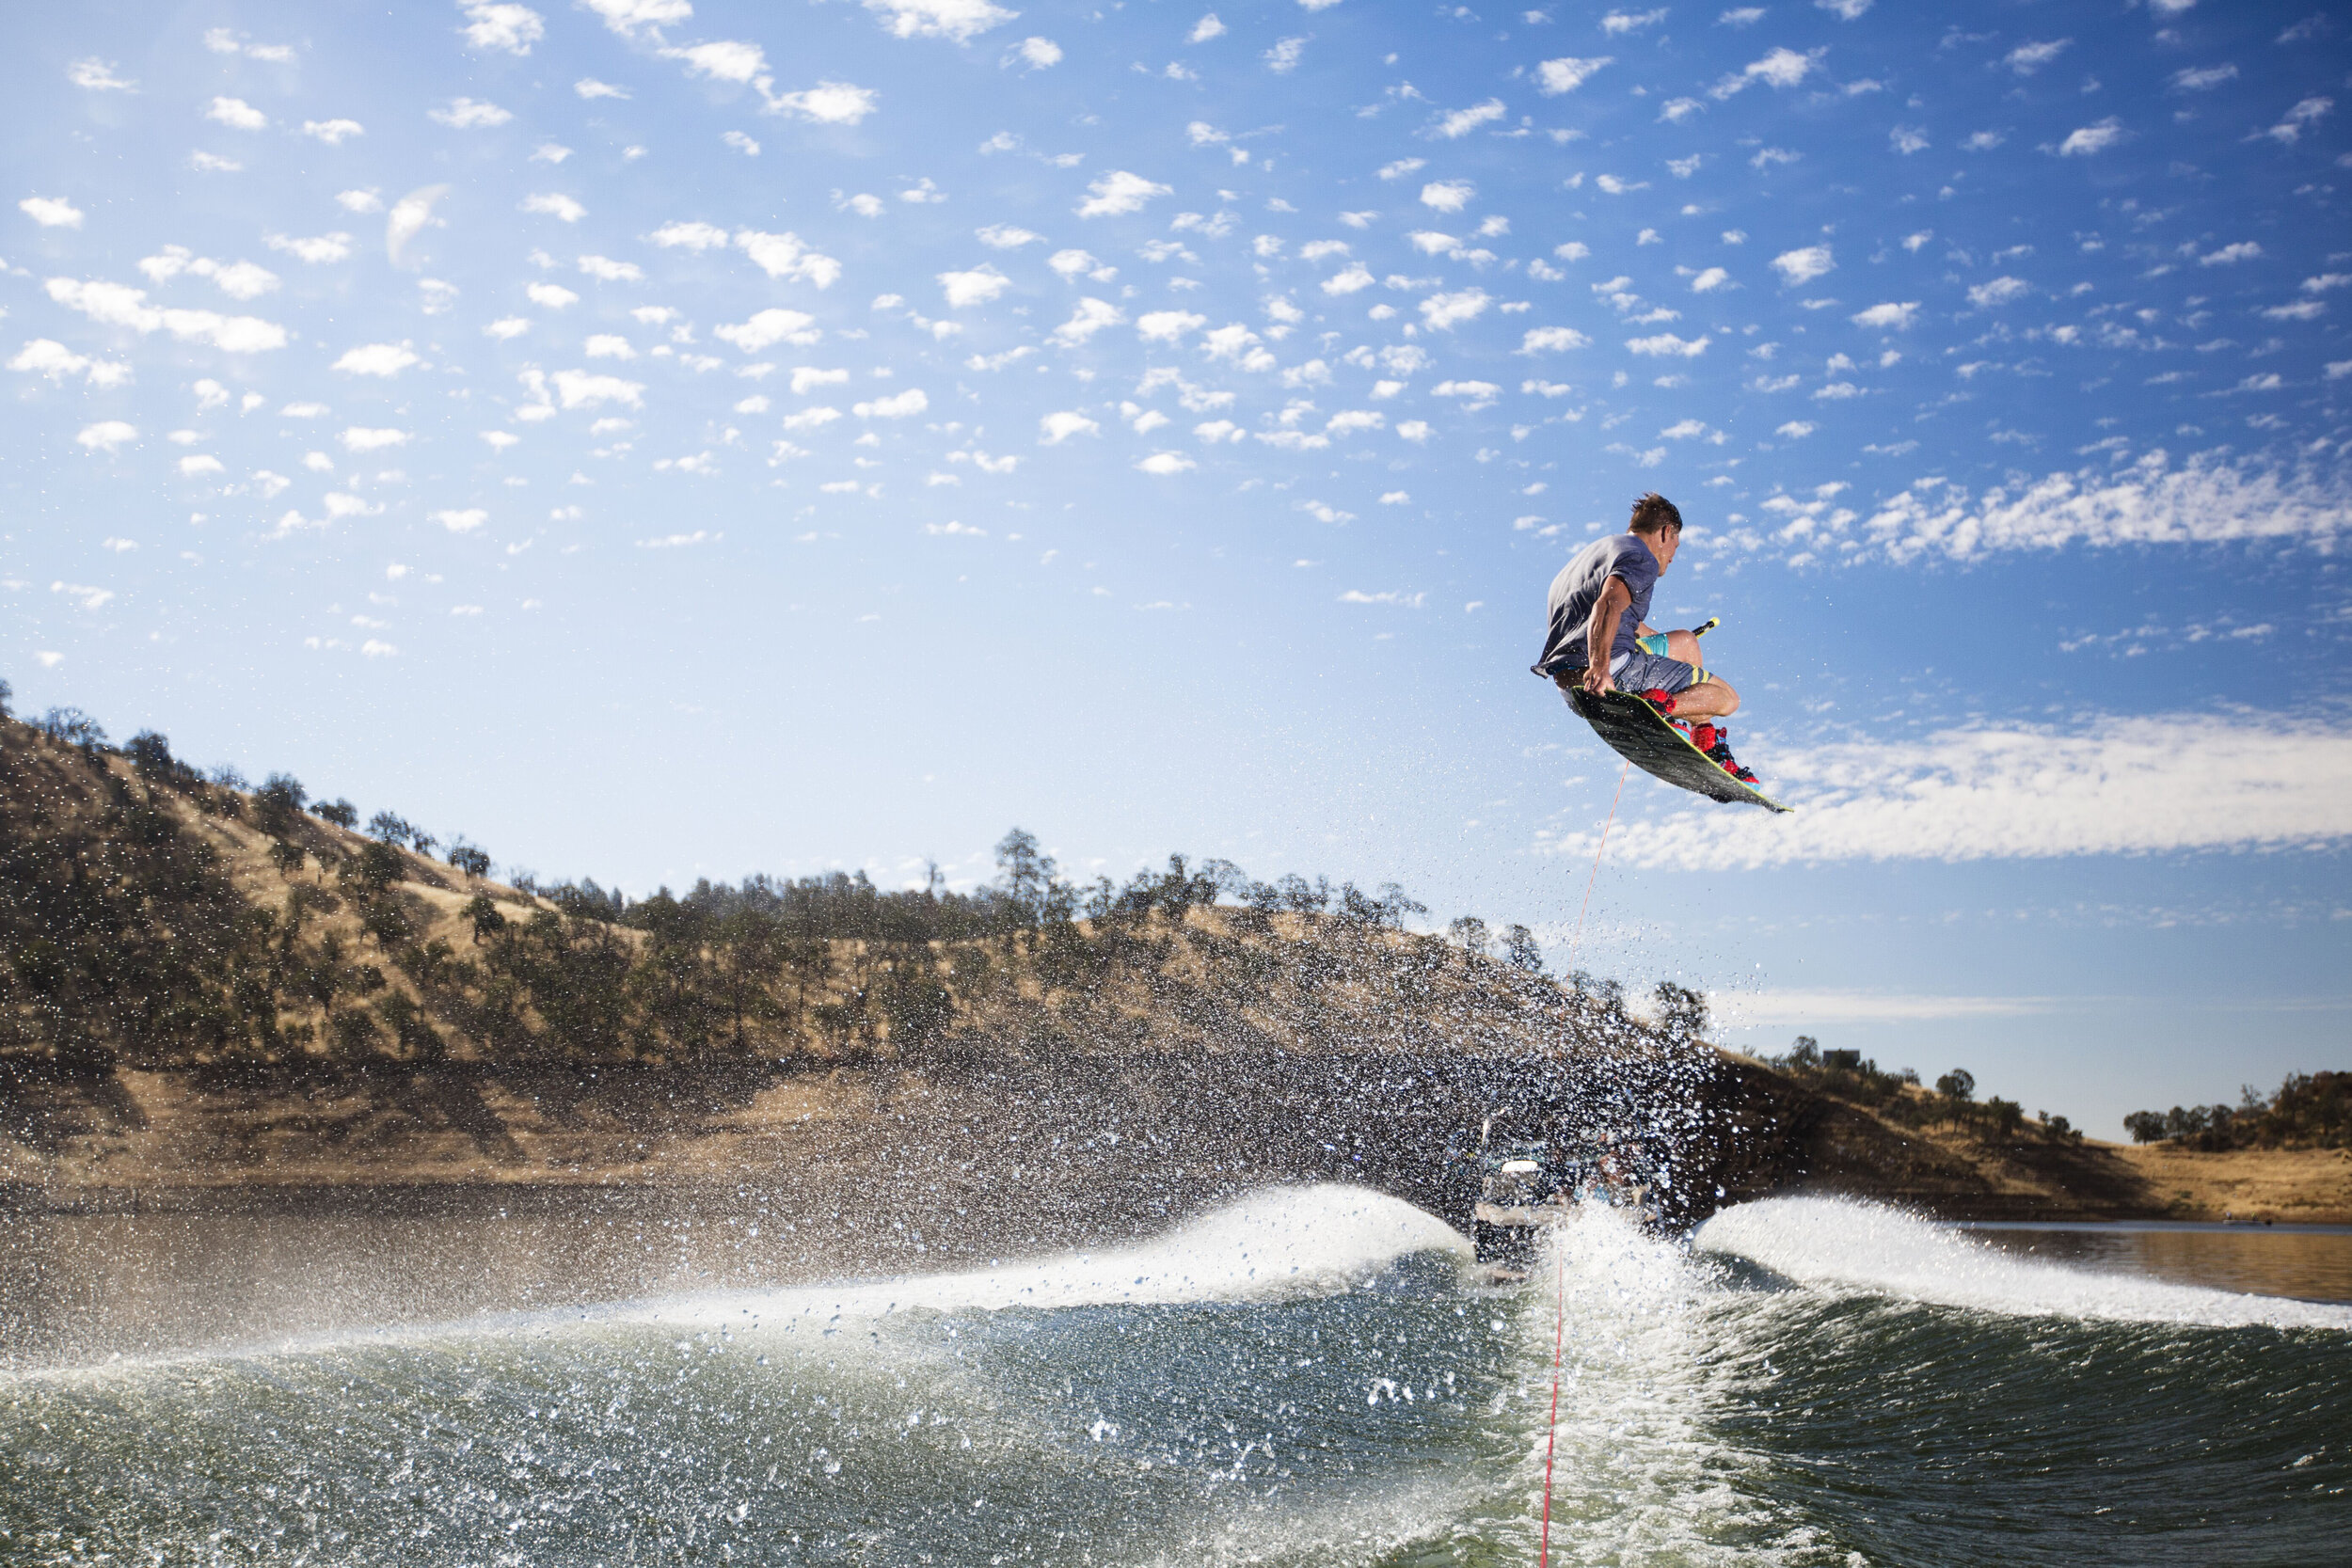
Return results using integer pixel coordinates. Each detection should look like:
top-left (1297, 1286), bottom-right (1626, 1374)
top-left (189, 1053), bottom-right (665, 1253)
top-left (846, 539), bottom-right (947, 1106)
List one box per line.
top-left (1694, 1196), bottom-right (2352, 1330)
top-left (615, 1182), bottom-right (1470, 1331)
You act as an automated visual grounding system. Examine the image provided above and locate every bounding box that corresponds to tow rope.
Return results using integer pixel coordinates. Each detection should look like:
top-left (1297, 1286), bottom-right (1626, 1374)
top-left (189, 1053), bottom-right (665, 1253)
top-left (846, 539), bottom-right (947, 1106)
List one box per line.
top-left (1538, 755), bottom-right (1629, 1565)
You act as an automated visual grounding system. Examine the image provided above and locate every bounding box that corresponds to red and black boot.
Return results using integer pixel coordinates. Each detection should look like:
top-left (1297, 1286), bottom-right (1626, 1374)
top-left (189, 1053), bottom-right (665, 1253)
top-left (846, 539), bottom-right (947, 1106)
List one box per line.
top-left (1697, 724), bottom-right (1760, 784)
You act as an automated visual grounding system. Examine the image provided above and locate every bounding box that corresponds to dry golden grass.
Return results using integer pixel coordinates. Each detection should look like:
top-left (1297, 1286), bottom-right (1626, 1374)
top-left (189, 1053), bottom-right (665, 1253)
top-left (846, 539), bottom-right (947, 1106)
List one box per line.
top-left (2116, 1142), bottom-right (2352, 1224)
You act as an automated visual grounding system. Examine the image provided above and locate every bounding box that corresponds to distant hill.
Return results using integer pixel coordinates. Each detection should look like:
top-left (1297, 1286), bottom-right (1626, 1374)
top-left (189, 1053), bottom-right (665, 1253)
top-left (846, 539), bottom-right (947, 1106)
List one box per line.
top-left (3, 708), bottom-right (2339, 1228)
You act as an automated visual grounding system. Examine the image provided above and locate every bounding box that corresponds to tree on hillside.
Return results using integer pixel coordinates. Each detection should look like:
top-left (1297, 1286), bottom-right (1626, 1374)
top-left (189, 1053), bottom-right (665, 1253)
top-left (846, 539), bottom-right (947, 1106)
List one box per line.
top-left (368, 811), bottom-right (413, 845)
top-left (994, 827), bottom-right (1054, 919)
top-left (1936, 1069), bottom-right (1977, 1125)
top-left (315, 799), bottom-right (358, 829)
top-left (255, 773), bottom-right (308, 834)
top-left (1653, 982), bottom-right (1709, 1045)
top-left (1447, 916), bottom-right (1490, 957)
top-left (1502, 924), bottom-right (1544, 974)
top-left (39, 707), bottom-right (107, 748)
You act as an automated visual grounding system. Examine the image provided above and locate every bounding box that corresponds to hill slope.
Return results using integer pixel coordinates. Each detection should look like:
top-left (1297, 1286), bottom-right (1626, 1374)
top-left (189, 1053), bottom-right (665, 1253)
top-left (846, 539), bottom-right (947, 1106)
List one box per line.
top-left (5, 716), bottom-right (2331, 1228)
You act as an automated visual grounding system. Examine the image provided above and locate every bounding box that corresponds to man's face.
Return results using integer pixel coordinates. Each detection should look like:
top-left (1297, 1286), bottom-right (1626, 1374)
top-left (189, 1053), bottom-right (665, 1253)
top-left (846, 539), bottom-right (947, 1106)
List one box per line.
top-left (1650, 524), bottom-right (1682, 570)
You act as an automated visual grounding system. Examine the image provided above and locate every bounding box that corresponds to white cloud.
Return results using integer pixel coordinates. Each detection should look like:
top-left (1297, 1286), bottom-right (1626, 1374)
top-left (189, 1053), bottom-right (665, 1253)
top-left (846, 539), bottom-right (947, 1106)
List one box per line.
top-left (339, 426), bottom-right (411, 451)
top-left (1040, 410), bottom-right (1100, 444)
top-left (1814, 0), bottom-right (1870, 17)
top-left (582, 0), bottom-right (690, 36)
top-left (1715, 45), bottom-right (1819, 98)
top-left (650, 220), bottom-right (731, 250)
top-left (9, 338), bottom-right (130, 387)
top-left (1966, 276), bottom-right (2030, 309)
top-left (1518, 325), bottom-right (1589, 353)
top-left (188, 152), bottom-right (242, 174)
top-left (854, 388), bottom-right (929, 418)
top-left (338, 189), bottom-right (385, 214)
top-left (44, 277), bottom-right (287, 353)
top-left (723, 130), bottom-right (761, 155)
top-left (765, 81), bottom-right (879, 123)
top-left (1377, 159), bottom-right (1425, 181)
top-left (584, 335), bottom-right (636, 359)
top-left (1323, 262), bottom-right (1375, 295)
top-left (64, 423), bottom-right (137, 459)
top-left (788, 367), bottom-right (850, 394)
top-left (1420, 290), bottom-right (1490, 330)
top-left (715, 308), bottom-right (821, 350)
top-left (2199, 242), bottom-right (2263, 267)
top-left (735, 230), bottom-right (844, 287)
top-left (662, 40), bottom-right (766, 83)
top-left (527, 281), bottom-right (580, 309)
top-left (1600, 9), bottom-right (1665, 34)
top-left (1691, 266), bottom-right (1732, 293)
top-left (21, 196), bottom-right (85, 229)
top-left (1628, 332), bottom-right (1708, 356)
top-left (2263, 97), bottom-right (2331, 145)
top-left (1434, 99), bottom-right (1507, 138)
top-left (938, 264), bottom-right (1012, 307)
top-left (1535, 56), bottom-right (1612, 94)
top-left (485, 318), bottom-right (530, 341)
top-left (549, 370), bottom-right (645, 408)
top-left (1190, 14), bottom-right (1227, 42)
top-left (67, 58), bottom-right (135, 91)
top-left (1771, 245), bottom-right (1834, 286)
top-left (1264, 37), bottom-right (1307, 72)
top-left (430, 98), bottom-right (513, 129)
top-left (579, 254), bottom-right (644, 282)
top-left (332, 341), bottom-right (421, 376)
top-left (1851, 301), bottom-right (1918, 330)
top-left (1051, 297), bottom-right (1124, 345)
top-left (1137, 309), bottom-right (1208, 342)
top-left (523, 192), bottom-right (587, 223)
top-left (977, 223), bottom-right (1042, 249)
top-left (577, 78), bottom-right (632, 99)
top-left (1338, 590), bottom-right (1425, 607)
top-left (2171, 64), bottom-right (2236, 91)
top-left (462, 3), bottom-right (545, 53)
top-left (1420, 181), bottom-right (1474, 212)
top-left (1859, 450), bottom-right (2348, 562)
top-left (781, 406), bottom-right (841, 432)
top-left (205, 96), bottom-right (267, 131)
top-left (1712, 990), bottom-right (2052, 1028)
top-left (864, 0), bottom-right (1016, 41)
top-left (2057, 118), bottom-right (2122, 156)
top-left (302, 119), bottom-right (365, 145)
top-left (1136, 450), bottom-right (1196, 474)
top-left (433, 508), bottom-right (489, 532)
top-left (1549, 713), bottom-right (2352, 870)
top-left (1012, 37), bottom-right (1062, 68)
top-left (1078, 170), bottom-right (1172, 218)
top-left (1774, 420), bottom-right (1815, 439)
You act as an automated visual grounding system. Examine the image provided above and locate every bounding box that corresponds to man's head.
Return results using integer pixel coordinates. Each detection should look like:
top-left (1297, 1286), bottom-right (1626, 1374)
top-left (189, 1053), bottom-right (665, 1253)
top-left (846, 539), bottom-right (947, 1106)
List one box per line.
top-left (1628, 491), bottom-right (1684, 567)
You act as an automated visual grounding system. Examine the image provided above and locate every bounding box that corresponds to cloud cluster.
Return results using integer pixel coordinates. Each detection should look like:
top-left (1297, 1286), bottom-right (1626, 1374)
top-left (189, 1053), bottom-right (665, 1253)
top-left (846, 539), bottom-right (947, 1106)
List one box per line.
top-left (1545, 714), bottom-right (2352, 870)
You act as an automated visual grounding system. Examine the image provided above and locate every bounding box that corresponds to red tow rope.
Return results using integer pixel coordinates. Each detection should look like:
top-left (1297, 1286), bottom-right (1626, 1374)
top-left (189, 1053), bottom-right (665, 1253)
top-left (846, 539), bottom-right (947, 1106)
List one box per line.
top-left (1540, 755), bottom-right (1628, 1562)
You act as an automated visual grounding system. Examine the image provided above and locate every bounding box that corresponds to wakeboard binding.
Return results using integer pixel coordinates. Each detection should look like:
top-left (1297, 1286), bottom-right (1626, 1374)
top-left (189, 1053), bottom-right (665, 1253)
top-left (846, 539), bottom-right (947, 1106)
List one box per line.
top-left (1638, 691), bottom-right (1760, 785)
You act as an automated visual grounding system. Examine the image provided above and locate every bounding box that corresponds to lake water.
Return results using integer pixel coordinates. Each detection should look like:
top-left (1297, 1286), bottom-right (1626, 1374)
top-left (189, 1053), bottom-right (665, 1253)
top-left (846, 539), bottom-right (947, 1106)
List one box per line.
top-left (3, 1187), bottom-right (2346, 1565)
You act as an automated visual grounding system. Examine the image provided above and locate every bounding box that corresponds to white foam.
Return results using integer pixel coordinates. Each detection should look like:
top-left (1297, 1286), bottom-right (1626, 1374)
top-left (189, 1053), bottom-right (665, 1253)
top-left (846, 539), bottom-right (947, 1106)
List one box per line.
top-left (612, 1182), bottom-right (1470, 1331)
top-left (1694, 1196), bottom-right (2352, 1331)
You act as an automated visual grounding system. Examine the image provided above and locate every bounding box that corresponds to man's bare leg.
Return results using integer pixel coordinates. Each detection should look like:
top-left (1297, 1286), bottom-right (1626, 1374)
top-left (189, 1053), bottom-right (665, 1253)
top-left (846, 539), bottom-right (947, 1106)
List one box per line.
top-left (1672, 677), bottom-right (1739, 720)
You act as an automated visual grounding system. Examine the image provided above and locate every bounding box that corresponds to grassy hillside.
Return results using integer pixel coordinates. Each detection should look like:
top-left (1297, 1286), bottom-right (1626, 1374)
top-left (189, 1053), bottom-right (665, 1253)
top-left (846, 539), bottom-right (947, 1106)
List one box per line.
top-left (5, 707), bottom-right (2340, 1226)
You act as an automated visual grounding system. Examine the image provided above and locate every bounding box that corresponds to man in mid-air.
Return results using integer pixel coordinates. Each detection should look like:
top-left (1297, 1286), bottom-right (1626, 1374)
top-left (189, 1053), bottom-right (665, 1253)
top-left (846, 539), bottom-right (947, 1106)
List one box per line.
top-left (1531, 491), bottom-right (1756, 784)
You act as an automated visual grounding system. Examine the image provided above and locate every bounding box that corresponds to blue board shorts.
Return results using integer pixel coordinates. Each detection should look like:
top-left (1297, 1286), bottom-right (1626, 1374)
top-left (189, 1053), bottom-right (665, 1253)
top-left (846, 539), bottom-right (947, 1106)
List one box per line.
top-left (1557, 646), bottom-right (1708, 694)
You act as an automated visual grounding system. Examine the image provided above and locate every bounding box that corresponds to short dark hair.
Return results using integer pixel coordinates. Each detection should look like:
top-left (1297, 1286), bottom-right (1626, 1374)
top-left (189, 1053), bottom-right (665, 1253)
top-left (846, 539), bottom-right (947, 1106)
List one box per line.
top-left (1628, 493), bottom-right (1683, 536)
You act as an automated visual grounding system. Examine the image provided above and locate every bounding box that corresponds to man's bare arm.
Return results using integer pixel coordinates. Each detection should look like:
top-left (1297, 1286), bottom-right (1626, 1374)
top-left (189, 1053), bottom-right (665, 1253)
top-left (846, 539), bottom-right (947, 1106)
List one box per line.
top-left (1581, 576), bottom-right (1632, 695)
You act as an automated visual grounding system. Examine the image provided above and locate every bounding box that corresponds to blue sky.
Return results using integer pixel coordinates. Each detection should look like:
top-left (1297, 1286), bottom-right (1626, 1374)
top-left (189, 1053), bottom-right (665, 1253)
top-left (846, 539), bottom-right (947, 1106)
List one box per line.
top-left (5, 0), bottom-right (2348, 1133)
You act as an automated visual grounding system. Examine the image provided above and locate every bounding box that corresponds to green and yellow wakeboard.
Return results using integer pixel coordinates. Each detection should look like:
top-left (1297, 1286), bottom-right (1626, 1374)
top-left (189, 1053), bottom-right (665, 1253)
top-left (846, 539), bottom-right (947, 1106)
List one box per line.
top-left (1565, 686), bottom-right (1793, 814)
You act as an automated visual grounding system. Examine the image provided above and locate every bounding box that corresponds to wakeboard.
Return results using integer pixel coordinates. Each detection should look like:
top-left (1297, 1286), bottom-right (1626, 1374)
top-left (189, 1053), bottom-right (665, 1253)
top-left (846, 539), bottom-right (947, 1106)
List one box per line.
top-left (1565, 686), bottom-right (1793, 813)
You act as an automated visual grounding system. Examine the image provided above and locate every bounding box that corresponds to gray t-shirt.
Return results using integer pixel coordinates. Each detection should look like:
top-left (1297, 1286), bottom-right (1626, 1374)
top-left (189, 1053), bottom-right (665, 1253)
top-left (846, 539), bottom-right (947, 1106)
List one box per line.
top-left (1534, 532), bottom-right (1661, 673)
